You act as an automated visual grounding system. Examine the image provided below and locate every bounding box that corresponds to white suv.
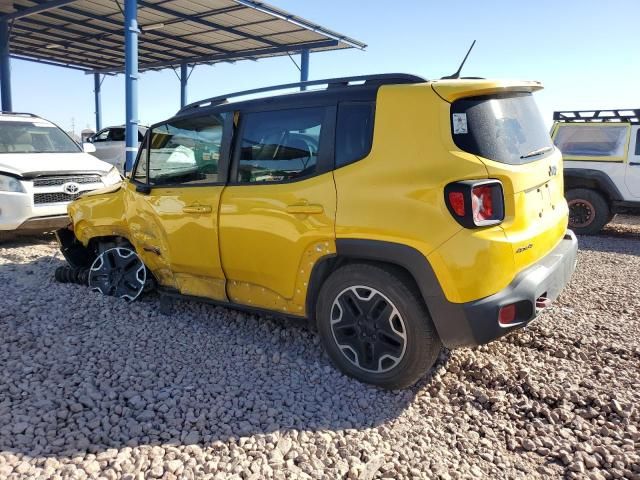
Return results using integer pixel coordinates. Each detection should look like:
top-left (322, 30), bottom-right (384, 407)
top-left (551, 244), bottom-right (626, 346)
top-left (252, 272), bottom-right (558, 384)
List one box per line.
top-left (87, 125), bottom-right (147, 172)
top-left (552, 109), bottom-right (640, 234)
top-left (0, 112), bottom-right (121, 240)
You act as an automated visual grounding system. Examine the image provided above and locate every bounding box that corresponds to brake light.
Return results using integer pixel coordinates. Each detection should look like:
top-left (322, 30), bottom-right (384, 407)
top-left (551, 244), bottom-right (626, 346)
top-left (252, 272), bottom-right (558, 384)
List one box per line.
top-left (447, 192), bottom-right (465, 216)
top-left (444, 180), bottom-right (505, 228)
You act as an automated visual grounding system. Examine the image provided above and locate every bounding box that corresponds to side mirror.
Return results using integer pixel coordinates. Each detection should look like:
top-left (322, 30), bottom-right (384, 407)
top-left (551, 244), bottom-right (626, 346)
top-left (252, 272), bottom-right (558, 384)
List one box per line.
top-left (135, 182), bottom-right (151, 194)
top-left (83, 143), bottom-right (96, 153)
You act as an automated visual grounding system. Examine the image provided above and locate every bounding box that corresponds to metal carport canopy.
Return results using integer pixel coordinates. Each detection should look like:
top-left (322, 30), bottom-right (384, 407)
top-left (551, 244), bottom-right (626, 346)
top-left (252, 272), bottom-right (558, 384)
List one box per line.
top-left (0, 0), bottom-right (366, 170)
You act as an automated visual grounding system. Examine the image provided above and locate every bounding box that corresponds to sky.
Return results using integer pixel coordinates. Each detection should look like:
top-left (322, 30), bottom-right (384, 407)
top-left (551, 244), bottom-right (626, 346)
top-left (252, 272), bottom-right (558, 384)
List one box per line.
top-left (7, 0), bottom-right (640, 133)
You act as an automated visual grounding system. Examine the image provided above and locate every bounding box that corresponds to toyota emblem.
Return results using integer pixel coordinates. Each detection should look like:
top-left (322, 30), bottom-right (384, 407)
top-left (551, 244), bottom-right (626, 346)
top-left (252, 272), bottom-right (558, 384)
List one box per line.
top-left (62, 182), bottom-right (80, 195)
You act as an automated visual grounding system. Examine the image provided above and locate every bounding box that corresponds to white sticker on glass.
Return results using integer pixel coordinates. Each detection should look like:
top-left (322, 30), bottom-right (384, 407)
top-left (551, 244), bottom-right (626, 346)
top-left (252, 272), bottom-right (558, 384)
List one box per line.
top-left (452, 113), bottom-right (468, 134)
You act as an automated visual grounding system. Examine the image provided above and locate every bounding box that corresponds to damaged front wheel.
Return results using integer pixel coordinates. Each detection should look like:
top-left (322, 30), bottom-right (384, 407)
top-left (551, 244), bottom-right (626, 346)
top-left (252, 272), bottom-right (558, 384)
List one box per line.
top-left (89, 247), bottom-right (147, 301)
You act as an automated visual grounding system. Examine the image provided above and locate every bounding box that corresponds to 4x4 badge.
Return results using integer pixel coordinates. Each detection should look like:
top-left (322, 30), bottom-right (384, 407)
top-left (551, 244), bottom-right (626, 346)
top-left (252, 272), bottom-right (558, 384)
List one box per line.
top-left (549, 165), bottom-right (558, 177)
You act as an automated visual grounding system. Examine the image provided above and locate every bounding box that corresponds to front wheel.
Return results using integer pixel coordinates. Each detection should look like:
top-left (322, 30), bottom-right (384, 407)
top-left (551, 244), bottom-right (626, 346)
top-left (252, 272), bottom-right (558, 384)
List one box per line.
top-left (316, 263), bottom-right (441, 389)
top-left (566, 188), bottom-right (610, 235)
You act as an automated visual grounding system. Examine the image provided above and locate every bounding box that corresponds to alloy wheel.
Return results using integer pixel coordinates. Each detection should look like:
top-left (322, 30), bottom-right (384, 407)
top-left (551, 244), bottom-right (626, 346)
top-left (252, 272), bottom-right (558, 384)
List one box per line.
top-left (88, 247), bottom-right (146, 301)
top-left (330, 285), bottom-right (407, 373)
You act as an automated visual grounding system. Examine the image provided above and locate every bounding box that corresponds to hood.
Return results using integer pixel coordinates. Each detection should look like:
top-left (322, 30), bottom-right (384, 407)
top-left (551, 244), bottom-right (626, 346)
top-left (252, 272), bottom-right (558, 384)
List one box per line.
top-left (0, 152), bottom-right (112, 178)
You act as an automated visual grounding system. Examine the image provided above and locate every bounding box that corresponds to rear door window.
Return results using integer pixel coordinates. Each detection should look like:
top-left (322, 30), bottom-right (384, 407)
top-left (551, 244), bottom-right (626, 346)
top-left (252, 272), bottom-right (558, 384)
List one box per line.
top-left (451, 93), bottom-right (553, 165)
top-left (553, 124), bottom-right (629, 159)
top-left (235, 107), bottom-right (327, 183)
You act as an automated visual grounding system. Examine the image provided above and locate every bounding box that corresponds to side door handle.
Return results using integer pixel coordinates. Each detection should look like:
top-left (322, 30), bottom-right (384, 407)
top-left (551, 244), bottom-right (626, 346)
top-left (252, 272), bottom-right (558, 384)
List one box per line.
top-left (182, 204), bottom-right (212, 214)
top-left (286, 203), bottom-right (324, 215)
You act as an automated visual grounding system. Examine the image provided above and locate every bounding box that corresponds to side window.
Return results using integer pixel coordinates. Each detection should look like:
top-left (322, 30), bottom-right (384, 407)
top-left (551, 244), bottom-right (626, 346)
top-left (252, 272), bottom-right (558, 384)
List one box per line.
top-left (335, 102), bottom-right (374, 167)
top-left (635, 129), bottom-right (640, 155)
top-left (93, 129), bottom-right (109, 142)
top-left (236, 107), bottom-right (325, 183)
top-left (148, 113), bottom-right (226, 186)
top-left (553, 124), bottom-right (628, 158)
top-left (137, 129), bottom-right (146, 142)
top-left (108, 128), bottom-right (125, 142)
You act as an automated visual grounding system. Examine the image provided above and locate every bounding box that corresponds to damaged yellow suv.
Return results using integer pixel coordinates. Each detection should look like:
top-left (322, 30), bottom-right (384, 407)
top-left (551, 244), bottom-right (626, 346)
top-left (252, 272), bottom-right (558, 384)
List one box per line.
top-left (57, 74), bottom-right (577, 389)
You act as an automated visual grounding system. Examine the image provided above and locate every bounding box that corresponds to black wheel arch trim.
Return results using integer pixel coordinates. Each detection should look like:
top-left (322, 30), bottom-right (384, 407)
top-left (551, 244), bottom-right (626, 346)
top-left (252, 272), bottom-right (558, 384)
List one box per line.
top-left (564, 168), bottom-right (623, 202)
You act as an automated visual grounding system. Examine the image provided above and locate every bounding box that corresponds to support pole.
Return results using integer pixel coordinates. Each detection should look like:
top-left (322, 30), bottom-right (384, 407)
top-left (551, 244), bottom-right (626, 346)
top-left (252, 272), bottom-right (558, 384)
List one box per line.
top-left (0, 21), bottom-right (12, 112)
top-left (300, 49), bottom-right (309, 91)
top-left (124, 0), bottom-right (139, 174)
top-left (180, 62), bottom-right (188, 108)
top-left (93, 73), bottom-right (102, 131)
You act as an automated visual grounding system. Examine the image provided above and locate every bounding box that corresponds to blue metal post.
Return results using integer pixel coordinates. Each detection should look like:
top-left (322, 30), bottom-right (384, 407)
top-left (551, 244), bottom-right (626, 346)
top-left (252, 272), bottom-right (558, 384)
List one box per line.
top-left (180, 62), bottom-right (188, 108)
top-left (0, 21), bottom-right (12, 112)
top-left (300, 49), bottom-right (309, 91)
top-left (124, 0), bottom-right (139, 174)
top-left (93, 73), bottom-right (102, 131)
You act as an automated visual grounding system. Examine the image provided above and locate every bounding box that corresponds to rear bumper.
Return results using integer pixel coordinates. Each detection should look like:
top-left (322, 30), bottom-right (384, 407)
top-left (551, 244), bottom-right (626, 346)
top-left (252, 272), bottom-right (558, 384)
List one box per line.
top-left (430, 230), bottom-right (578, 348)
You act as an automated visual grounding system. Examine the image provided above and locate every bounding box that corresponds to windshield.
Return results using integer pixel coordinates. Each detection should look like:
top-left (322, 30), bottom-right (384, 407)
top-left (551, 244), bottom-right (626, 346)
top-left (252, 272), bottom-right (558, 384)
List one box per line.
top-left (451, 93), bottom-right (553, 165)
top-left (0, 121), bottom-right (81, 154)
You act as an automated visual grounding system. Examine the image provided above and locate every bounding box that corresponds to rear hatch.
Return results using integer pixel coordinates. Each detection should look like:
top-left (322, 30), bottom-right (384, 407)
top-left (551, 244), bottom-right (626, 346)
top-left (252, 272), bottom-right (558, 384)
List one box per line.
top-left (434, 80), bottom-right (568, 272)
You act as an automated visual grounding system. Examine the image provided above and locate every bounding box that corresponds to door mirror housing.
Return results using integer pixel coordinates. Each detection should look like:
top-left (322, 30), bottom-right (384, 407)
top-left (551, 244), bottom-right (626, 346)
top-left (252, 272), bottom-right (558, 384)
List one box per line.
top-left (83, 143), bottom-right (96, 153)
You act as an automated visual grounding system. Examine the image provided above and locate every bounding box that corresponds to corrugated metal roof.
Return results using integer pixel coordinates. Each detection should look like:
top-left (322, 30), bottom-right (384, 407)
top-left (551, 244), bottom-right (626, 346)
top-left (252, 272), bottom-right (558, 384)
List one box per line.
top-left (0, 0), bottom-right (365, 73)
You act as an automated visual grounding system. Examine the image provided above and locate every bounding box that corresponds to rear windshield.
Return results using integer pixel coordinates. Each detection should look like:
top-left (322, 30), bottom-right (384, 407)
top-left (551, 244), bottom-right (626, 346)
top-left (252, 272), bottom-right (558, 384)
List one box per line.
top-left (553, 124), bottom-right (628, 158)
top-left (451, 93), bottom-right (553, 165)
top-left (0, 121), bottom-right (81, 154)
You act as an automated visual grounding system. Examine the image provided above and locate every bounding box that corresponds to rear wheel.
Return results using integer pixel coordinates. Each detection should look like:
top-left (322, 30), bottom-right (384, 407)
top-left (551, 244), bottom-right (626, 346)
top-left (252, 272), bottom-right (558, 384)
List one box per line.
top-left (316, 263), bottom-right (441, 389)
top-left (566, 188), bottom-right (610, 235)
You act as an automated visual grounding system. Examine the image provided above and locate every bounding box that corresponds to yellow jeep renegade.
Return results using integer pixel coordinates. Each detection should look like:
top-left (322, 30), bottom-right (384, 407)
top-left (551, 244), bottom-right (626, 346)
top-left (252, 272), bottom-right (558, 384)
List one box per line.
top-left (56, 74), bottom-right (577, 389)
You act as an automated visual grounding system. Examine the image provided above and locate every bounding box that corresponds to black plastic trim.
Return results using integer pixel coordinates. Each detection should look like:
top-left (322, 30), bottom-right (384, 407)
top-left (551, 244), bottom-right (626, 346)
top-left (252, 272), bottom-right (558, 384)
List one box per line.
top-left (335, 234), bottom-right (578, 349)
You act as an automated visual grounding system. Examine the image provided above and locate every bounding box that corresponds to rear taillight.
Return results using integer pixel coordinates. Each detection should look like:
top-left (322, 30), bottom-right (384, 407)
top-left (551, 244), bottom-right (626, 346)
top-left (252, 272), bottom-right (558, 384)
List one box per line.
top-left (444, 180), bottom-right (504, 228)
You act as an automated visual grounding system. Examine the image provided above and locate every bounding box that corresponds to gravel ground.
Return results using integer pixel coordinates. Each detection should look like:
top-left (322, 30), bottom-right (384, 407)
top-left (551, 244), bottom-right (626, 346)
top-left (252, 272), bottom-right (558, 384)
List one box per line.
top-left (0, 219), bottom-right (638, 480)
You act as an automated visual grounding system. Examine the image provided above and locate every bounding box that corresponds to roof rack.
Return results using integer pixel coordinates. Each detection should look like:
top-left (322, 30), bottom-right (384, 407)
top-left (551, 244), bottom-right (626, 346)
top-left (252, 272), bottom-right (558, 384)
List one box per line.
top-left (0, 111), bottom-right (39, 117)
top-left (554, 109), bottom-right (640, 124)
top-left (179, 73), bottom-right (427, 114)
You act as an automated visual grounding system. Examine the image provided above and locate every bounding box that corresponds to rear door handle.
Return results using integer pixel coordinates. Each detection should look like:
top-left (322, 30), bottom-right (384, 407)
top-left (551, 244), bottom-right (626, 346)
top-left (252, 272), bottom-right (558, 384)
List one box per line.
top-left (286, 203), bottom-right (324, 215)
top-left (182, 204), bottom-right (212, 214)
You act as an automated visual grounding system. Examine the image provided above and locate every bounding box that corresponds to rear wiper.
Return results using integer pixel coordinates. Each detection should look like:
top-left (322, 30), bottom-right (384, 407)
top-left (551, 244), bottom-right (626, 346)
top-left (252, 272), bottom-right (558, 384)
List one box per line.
top-left (520, 146), bottom-right (553, 159)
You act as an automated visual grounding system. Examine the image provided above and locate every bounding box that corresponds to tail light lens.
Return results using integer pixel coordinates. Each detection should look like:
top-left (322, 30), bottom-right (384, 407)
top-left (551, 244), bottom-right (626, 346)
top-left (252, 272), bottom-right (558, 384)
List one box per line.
top-left (445, 180), bottom-right (504, 228)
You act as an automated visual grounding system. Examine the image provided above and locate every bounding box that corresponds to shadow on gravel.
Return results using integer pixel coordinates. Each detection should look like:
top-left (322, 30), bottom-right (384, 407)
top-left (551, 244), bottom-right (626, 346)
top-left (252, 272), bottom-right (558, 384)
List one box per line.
top-left (0, 257), bottom-right (442, 459)
top-left (576, 229), bottom-right (640, 257)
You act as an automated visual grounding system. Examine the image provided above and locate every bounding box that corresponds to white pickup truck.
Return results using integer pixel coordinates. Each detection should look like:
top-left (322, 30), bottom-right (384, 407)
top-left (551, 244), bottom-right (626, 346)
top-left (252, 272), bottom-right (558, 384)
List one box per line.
top-left (0, 112), bottom-right (121, 240)
top-left (551, 109), bottom-right (640, 234)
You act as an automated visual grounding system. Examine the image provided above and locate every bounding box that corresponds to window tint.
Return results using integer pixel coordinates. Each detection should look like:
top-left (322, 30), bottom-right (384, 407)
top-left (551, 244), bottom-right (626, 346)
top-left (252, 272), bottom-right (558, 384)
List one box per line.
top-left (109, 128), bottom-right (125, 142)
top-left (236, 107), bottom-right (325, 183)
top-left (336, 102), bottom-right (374, 167)
top-left (451, 93), bottom-right (553, 165)
top-left (635, 129), bottom-right (640, 155)
top-left (147, 114), bottom-right (226, 186)
top-left (554, 124), bottom-right (628, 158)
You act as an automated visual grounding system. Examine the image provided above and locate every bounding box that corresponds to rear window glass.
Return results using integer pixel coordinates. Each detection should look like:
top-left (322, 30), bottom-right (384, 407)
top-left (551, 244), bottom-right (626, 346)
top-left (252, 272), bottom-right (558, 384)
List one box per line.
top-left (335, 102), bottom-right (374, 167)
top-left (553, 124), bottom-right (628, 158)
top-left (451, 93), bottom-right (553, 165)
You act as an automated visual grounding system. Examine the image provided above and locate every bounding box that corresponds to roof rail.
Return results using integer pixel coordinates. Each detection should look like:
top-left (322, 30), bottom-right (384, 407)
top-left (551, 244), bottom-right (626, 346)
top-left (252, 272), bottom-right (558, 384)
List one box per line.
top-left (553, 109), bottom-right (640, 124)
top-left (178, 73), bottom-right (427, 114)
top-left (0, 111), bottom-right (38, 117)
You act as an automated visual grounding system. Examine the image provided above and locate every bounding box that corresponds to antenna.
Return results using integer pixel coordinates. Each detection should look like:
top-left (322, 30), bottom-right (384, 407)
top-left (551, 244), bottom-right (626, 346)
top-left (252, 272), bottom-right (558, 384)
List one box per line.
top-left (441, 40), bottom-right (476, 80)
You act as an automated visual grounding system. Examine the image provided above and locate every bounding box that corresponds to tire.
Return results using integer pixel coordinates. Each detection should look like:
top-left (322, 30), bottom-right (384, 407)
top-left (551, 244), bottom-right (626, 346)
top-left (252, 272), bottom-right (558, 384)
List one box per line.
top-left (316, 263), bottom-right (441, 389)
top-left (566, 188), bottom-right (610, 235)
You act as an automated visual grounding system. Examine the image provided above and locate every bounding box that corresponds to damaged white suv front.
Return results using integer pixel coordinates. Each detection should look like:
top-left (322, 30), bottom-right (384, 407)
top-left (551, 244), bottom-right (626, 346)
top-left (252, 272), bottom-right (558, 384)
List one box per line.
top-left (0, 113), bottom-right (121, 240)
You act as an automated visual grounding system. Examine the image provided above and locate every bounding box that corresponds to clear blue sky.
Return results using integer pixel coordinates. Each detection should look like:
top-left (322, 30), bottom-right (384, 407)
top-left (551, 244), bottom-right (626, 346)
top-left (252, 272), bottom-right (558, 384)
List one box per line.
top-left (8, 0), bottom-right (640, 133)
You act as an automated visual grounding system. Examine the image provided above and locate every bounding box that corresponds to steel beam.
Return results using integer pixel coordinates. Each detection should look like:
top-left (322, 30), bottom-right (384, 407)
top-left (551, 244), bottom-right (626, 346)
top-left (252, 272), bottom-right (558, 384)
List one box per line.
top-left (94, 73), bottom-right (102, 131)
top-left (124, 0), bottom-right (139, 174)
top-left (180, 62), bottom-right (188, 108)
top-left (0, 21), bottom-right (12, 111)
top-left (1, 0), bottom-right (80, 21)
top-left (300, 49), bottom-right (309, 91)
